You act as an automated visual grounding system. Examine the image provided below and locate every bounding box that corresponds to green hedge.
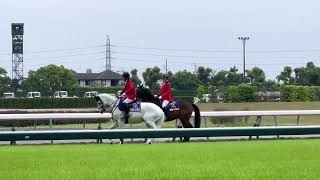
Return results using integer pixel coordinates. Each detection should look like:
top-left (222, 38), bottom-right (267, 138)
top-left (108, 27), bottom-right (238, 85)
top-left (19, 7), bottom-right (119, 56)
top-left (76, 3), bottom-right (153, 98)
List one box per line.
top-left (280, 86), bottom-right (320, 102)
top-left (0, 98), bottom-right (97, 109)
top-left (69, 86), bottom-right (122, 97)
top-left (224, 84), bottom-right (257, 102)
top-left (150, 90), bottom-right (196, 97)
top-left (174, 96), bottom-right (194, 103)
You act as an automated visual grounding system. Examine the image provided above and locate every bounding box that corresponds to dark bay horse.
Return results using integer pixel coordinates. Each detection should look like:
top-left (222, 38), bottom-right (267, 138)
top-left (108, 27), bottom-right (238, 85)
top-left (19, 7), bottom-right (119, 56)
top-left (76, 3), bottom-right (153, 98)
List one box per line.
top-left (136, 87), bottom-right (201, 141)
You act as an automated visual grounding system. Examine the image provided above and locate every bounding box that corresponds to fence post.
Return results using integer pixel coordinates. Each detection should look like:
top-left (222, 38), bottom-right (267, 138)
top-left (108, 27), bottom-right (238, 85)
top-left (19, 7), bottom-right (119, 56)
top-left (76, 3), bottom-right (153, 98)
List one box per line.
top-left (130, 124), bottom-right (134, 142)
top-left (83, 119), bottom-right (86, 129)
top-left (273, 115), bottom-right (278, 126)
top-left (33, 120), bottom-right (37, 130)
top-left (204, 117), bottom-right (209, 141)
top-left (97, 122), bottom-right (102, 144)
top-left (273, 116), bottom-right (280, 139)
top-left (297, 115), bottom-right (300, 126)
top-left (249, 116), bottom-right (262, 140)
top-left (256, 116), bottom-right (262, 139)
top-left (49, 118), bottom-right (53, 144)
top-left (10, 126), bottom-right (16, 145)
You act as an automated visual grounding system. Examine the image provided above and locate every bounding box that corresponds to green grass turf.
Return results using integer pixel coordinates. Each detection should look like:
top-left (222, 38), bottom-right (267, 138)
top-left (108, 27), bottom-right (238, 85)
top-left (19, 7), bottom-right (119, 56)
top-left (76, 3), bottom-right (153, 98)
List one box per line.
top-left (0, 140), bottom-right (320, 180)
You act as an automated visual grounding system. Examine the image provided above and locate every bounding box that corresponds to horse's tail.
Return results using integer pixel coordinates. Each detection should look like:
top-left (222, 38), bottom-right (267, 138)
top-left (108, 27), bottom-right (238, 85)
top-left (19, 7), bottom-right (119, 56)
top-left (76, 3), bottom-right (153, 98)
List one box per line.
top-left (192, 104), bottom-right (201, 128)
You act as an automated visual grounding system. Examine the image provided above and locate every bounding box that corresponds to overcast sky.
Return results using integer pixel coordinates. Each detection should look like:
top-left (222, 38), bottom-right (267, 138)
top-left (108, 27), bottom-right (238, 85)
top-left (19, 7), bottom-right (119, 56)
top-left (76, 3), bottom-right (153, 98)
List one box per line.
top-left (1, 0), bottom-right (320, 80)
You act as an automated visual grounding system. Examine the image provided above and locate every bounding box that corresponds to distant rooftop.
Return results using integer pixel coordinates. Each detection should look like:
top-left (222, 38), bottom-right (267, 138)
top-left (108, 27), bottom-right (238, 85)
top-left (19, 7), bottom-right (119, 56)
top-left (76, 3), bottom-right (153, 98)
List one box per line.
top-left (77, 70), bottom-right (122, 80)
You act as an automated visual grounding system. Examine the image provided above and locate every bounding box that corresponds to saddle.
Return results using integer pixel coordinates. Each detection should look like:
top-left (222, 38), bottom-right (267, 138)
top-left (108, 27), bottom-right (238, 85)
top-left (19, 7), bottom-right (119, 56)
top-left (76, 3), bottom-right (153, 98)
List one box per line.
top-left (167, 101), bottom-right (180, 112)
top-left (118, 98), bottom-right (141, 112)
top-left (160, 100), bottom-right (180, 112)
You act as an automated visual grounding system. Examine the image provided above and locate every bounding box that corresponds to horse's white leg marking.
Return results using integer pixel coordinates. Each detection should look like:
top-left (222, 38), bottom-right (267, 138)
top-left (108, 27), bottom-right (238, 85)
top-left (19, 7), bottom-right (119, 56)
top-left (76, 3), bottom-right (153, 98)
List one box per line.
top-left (144, 119), bottom-right (158, 144)
top-left (118, 118), bottom-right (125, 144)
top-left (109, 122), bottom-right (119, 129)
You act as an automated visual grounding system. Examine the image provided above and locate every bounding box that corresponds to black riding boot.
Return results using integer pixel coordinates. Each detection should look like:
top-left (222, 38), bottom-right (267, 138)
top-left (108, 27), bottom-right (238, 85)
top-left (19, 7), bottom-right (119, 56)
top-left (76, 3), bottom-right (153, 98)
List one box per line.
top-left (163, 106), bottom-right (169, 121)
top-left (124, 104), bottom-right (129, 124)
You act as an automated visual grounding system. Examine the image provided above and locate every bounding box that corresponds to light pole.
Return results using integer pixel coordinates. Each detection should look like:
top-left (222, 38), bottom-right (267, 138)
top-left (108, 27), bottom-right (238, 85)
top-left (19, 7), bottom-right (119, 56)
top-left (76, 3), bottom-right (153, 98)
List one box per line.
top-left (238, 37), bottom-right (249, 82)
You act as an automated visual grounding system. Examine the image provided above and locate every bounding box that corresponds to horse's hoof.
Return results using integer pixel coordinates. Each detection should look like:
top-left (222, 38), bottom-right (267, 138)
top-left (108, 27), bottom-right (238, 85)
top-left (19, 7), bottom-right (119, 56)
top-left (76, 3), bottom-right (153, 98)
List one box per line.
top-left (183, 138), bottom-right (190, 142)
top-left (145, 139), bottom-right (152, 144)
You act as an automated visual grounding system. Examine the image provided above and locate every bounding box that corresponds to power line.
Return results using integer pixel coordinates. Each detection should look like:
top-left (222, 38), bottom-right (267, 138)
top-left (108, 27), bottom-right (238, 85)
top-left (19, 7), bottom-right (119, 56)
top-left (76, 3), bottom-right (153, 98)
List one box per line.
top-left (22, 51), bottom-right (105, 61)
top-left (111, 43), bottom-right (320, 53)
top-left (111, 57), bottom-right (311, 66)
top-left (112, 51), bottom-right (240, 59)
top-left (0, 45), bottom-right (105, 56)
top-left (111, 44), bottom-right (240, 53)
top-left (112, 51), bottom-right (320, 60)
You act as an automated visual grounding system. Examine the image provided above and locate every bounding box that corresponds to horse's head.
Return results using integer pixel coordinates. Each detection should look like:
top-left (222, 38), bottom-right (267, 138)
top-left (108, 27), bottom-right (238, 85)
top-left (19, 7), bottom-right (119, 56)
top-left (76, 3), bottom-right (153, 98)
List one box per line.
top-left (136, 86), bottom-right (154, 101)
top-left (93, 93), bottom-right (118, 113)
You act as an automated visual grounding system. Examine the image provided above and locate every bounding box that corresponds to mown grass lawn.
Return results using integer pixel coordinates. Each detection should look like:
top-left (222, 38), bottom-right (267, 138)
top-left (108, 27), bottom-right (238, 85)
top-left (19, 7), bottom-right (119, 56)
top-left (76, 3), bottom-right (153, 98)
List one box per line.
top-left (0, 140), bottom-right (319, 180)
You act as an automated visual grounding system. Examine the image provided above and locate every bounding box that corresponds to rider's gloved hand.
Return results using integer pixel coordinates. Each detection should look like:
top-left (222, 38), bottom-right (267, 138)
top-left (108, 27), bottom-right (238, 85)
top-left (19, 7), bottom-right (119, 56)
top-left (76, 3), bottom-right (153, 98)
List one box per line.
top-left (117, 90), bottom-right (122, 97)
top-left (121, 93), bottom-right (126, 97)
top-left (159, 96), bottom-right (162, 99)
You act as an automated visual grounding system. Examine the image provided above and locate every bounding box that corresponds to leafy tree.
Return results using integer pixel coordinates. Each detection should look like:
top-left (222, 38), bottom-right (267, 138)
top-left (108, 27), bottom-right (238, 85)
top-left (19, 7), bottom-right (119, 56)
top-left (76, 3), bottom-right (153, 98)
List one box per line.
top-left (142, 66), bottom-right (161, 89)
top-left (9, 79), bottom-right (23, 97)
top-left (294, 62), bottom-right (320, 86)
top-left (224, 86), bottom-right (240, 102)
top-left (211, 70), bottom-right (228, 86)
top-left (229, 66), bottom-right (238, 73)
top-left (23, 64), bottom-right (78, 96)
top-left (276, 66), bottom-right (294, 85)
top-left (0, 67), bottom-right (11, 96)
top-left (196, 66), bottom-right (213, 86)
top-left (196, 85), bottom-right (205, 98)
top-left (226, 66), bottom-right (242, 85)
top-left (169, 70), bottom-right (198, 90)
top-left (259, 80), bottom-right (278, 91)
top-left (238, 84), bottom-right (256, 102)
top-left (211, 67), bottom-right (241, 86)
top-left (246, 67), bottom-right (266, 84)
top-left (130, 69), bottom-right (142, 85)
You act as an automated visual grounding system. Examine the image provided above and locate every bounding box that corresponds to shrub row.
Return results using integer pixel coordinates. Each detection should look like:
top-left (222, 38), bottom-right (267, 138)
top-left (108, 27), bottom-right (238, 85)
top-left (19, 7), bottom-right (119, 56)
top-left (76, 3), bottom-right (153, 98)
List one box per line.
top-left (224, 84), bottom-right (257, 102)
top-left (69, 86), bottom-right (122, 97)
top-left (280, 86), bottom-right (320, 102)
top-left (0, 98), bottom-right (97, 109)
top-left (0, 96), bottom-right (196, 109)
top-left (174, 96), bottom-right (194, 103)
top-left (70, 87), bottom-right (196, 97)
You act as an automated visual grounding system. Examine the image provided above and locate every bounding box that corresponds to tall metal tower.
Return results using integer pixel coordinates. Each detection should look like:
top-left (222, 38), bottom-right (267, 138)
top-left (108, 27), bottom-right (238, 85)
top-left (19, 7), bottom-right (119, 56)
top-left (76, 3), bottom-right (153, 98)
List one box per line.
top-left (106, 35), bottom-right (111, 71)
top-left (11, 23), bottom-right (24, 81)
top-left (238, 36), bottom-right (249, 81)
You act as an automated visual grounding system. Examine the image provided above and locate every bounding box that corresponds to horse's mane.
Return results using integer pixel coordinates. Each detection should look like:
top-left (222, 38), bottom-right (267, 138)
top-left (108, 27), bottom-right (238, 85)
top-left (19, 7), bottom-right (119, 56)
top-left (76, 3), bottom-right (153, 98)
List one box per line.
top-left (136, 87), bottom-right (161, 106)
top-left (143, 88), bottom-right (154, 99)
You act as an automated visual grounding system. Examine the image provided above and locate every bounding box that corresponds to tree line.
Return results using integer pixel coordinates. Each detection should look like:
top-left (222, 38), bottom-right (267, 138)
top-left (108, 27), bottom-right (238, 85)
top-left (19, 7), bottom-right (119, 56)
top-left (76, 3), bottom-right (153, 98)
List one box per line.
top-left (1, 61), bottom-right (320, 97)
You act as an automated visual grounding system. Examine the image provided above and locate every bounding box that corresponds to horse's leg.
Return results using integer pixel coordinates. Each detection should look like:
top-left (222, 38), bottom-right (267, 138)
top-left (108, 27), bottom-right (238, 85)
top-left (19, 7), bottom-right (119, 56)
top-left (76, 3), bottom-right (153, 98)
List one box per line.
top-left (109, 121), bottom-right (119, 129)
top-left (118, 119), bottom-right (125, 144)
top-left (180, 115), bottom-right (193, 142)
top-left (144, 120), bottom-right (157, 144)
top-left (107, 120), bottom-right (117, 144)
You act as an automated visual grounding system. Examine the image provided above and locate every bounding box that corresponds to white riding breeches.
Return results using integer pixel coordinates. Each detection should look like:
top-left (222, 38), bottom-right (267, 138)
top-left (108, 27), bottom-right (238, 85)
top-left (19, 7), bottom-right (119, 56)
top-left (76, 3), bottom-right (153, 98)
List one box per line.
top-left (123, 98), bottom-right (134, 104)
top-left (162, 100), bottom-right (169, 108)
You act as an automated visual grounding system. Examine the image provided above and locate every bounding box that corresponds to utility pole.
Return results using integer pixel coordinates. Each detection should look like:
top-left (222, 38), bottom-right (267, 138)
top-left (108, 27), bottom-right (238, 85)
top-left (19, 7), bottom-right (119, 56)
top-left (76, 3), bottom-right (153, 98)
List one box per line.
top-left (106, 35), bottom-right (111, 71)
top-left (193, 63), bottom-right (197, 74)
top-left (238, 36), bottom-right (249, 82)
top-left (165, 58), bottom-right (168, 74)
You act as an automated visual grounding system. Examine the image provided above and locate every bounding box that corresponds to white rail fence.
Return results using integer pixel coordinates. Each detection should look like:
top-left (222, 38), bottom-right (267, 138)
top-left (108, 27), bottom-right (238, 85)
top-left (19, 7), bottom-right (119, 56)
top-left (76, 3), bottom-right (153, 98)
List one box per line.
top-left (1, 110), bottom-right (320, 126)
top-left (1, 110), bottom-right (320, 144)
